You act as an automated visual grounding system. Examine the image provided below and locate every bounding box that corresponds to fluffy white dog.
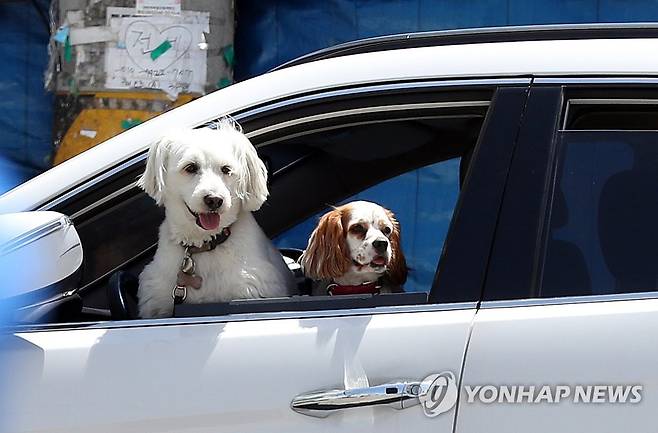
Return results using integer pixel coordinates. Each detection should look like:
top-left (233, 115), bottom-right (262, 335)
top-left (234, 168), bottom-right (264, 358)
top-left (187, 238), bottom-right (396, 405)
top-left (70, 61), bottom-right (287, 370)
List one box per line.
top-left (137, 120), bottom-right (296, 318)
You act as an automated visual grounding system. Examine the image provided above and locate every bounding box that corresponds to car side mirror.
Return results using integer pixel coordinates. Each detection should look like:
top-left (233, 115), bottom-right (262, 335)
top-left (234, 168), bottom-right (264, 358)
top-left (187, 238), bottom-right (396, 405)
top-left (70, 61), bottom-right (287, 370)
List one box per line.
top-left (0, 211), bottom-right (83, 323)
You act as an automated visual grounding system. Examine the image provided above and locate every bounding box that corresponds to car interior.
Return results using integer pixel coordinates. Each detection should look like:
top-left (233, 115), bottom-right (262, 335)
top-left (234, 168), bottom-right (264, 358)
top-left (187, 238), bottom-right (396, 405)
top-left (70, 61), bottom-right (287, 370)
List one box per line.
top-left (541, 99), bottom-right (658, 297)
top-left (13, 107), bottom-right (487, 326)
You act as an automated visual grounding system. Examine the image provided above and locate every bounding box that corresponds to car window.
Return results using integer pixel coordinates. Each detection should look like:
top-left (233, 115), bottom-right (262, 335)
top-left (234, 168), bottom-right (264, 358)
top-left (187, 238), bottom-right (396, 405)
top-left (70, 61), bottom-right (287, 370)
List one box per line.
top-left (538, 105), bottom-right (658, 297)
top-left (565, 100), bottom-right (658, 130)
top-left (261, 112), bottom-right (483, 296)
top-left (274, 158), bottom-right (460, 293)
top-left (34, 87), bottom-right (493, 324)
top-left (74, 192), bottom-right (162, 308)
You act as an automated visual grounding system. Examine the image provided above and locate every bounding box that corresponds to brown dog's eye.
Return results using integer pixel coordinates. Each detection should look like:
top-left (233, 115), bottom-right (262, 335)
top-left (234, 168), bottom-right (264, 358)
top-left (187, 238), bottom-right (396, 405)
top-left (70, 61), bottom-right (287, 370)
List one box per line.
top-left (382, 226), bottom-right (392, 236)
top-left (221, 165), bottom-right (231, 175)
top-left (184, 163), bottom-right (199, 174)
top-left (350, 224), bottom-right (366, 235)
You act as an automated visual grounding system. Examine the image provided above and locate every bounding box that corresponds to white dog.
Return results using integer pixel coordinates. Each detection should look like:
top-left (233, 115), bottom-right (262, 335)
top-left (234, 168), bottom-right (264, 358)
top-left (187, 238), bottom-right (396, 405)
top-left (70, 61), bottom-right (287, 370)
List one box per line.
top-left (137, 120), bottom-right (296, 318)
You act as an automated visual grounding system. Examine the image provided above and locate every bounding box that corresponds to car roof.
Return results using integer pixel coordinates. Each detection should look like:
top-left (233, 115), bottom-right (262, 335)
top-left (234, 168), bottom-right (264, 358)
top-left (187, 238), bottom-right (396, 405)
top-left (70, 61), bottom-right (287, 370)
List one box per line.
top-left (275, 23), bottom-right (658, 70)
top-left (3, 24), bottom-right (658, 213)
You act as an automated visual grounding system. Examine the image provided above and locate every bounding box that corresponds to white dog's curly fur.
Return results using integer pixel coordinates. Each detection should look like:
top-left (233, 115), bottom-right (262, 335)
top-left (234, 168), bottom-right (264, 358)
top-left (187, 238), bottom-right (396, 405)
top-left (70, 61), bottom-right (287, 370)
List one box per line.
top-left (137, 120), bottom-right (296, 318)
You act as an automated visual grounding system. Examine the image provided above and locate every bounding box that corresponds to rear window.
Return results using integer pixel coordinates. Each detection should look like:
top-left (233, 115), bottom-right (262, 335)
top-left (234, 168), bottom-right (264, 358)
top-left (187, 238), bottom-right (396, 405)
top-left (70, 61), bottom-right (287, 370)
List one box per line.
top-left (565, 100), bottom-right (658, 130)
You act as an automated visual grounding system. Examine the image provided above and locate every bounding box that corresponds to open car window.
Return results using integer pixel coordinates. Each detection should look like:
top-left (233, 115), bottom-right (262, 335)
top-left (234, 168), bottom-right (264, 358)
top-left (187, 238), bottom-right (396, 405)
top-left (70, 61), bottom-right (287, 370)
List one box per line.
top-left (16, 84), bottom-right (498, 325)
top-left (177, 110), bottom-right (486, 315)
top-left (272, 141), bottom-right (465, 294)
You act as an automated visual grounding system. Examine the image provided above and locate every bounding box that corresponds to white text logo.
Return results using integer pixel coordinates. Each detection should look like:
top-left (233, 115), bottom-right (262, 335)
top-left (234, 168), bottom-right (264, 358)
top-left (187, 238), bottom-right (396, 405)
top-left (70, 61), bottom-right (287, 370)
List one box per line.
top-left (463, 384), bottom-right (643, 404)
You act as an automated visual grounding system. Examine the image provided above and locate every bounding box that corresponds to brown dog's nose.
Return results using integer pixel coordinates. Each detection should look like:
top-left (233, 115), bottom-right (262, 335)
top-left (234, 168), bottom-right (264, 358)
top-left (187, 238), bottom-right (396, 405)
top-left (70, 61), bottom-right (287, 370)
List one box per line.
top-left (203, 195), bottom-right (223, 211)
top-left (372, 238), bottom-right (388, 253)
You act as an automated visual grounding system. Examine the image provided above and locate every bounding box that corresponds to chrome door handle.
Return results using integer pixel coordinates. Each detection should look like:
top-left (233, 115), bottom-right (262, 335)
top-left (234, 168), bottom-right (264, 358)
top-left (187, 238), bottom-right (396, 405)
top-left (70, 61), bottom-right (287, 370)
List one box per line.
top-left (291, 380), bottom-right (424, 418)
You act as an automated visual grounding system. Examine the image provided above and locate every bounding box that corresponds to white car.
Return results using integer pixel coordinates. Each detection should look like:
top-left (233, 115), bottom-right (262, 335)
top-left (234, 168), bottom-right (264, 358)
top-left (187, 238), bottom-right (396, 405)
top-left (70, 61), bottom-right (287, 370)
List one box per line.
top-left (1, 23), bottom-right (658, 433)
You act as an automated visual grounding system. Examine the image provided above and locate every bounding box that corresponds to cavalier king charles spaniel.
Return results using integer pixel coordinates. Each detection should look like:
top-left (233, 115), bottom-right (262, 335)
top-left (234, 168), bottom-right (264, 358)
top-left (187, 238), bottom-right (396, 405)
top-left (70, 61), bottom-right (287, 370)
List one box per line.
top-left (302, 201), bottom-right (407, 295)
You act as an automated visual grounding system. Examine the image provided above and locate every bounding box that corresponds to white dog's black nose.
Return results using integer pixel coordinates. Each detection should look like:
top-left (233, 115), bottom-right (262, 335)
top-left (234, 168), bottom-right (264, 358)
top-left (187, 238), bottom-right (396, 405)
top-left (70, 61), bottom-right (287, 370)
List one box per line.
top-left (372, 238), bottom-right (389, 253)
top-left (203, 195), bottom-right (223, 211)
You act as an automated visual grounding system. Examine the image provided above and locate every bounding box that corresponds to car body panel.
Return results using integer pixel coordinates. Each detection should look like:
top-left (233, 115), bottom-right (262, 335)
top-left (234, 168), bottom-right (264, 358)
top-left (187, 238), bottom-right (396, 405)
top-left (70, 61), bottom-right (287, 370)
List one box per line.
top-left (1, 307), bottom-right (475, 433)
top-left (457, 298), bottom-right (658, 432)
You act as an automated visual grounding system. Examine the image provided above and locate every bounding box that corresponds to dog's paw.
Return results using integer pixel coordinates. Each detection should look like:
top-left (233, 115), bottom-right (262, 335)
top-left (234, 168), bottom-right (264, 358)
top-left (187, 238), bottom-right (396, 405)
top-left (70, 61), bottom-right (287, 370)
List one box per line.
top-left (138, 293), bottom-right (174, 319)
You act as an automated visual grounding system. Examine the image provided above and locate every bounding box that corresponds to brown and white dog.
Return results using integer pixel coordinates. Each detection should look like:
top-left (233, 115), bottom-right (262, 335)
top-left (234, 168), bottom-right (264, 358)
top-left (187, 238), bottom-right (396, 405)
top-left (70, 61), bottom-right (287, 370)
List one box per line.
top-left (301, 200), bottom-right (407, 295)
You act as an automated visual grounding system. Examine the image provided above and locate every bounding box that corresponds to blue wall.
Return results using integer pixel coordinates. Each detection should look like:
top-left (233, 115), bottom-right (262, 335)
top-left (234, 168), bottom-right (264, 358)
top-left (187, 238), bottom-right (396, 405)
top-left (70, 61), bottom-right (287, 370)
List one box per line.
top-left (0, 0), bottom-right (53, 194)
top-left (235, 0), bottom-right (658, 80)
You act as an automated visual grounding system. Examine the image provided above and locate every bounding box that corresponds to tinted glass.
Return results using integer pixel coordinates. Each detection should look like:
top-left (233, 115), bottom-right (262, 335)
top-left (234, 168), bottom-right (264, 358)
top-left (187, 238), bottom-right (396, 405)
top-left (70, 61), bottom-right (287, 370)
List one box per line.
top-left (540, 131), bottom-right (658, 297)
top-left (567, 103), bottom-right (658, 130)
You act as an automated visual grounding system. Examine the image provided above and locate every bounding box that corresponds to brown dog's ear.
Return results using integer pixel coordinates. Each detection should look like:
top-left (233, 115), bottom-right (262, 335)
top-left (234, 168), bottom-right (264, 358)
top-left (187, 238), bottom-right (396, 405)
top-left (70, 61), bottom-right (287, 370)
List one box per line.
top-left (302, 208), bottom-right (351, 280)
top-left (386, 209), bottom-right (408, 286)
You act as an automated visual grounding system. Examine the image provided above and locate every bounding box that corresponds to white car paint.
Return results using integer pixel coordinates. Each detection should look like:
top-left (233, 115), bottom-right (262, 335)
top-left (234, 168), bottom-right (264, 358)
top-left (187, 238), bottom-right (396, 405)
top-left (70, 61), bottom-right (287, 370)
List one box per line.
top-left (2, 37), bottom-right (658, 213)
top-left (458, 297), bottom-right (658, 433)
top-left (0, 308), bottom-right (475, 433)
top-left (0, 212), bottom-right (82, 301)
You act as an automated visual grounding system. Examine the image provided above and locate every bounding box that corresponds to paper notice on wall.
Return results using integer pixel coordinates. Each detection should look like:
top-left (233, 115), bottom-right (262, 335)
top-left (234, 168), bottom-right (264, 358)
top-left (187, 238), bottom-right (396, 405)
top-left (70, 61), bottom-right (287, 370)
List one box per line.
top-left (104, 8), bottom-right (208, 95)
top-left (136, 0), bottom-right (181, 16)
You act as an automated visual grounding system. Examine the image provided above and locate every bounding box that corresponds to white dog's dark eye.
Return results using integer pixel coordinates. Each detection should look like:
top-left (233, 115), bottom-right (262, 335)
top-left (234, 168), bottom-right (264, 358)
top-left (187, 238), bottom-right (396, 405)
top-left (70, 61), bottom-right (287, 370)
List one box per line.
top-left (221, 165), bottom-right (231, 175)
top-left (184, 163), bottom-right (199, 174)
top-left (382, 226), bottom-right (392, 236)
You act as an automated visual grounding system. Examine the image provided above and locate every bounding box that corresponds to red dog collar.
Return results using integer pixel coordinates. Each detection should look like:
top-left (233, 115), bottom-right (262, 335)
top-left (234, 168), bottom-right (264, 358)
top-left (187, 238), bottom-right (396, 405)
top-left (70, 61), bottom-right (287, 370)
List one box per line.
top-left (327, 281), bottom-right (381, 296)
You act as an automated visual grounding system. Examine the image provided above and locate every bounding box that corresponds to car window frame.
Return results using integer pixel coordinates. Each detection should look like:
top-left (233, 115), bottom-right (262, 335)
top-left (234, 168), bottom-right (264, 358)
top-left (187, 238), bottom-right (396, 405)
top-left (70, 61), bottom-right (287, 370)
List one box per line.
top-left (483, 78), bottom-right (658, 304)
top-left (12, 78), bottom-right (530, 331)
top-left (64, 91), bottom-right (494, 297)
top-left (37, 79), bottom-right (521, 216)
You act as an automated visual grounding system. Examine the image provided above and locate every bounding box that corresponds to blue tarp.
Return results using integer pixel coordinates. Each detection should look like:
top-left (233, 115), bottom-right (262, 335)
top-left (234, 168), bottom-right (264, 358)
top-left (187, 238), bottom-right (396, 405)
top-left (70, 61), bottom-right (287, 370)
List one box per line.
top-left (0, 0), bottom-right (53, 194)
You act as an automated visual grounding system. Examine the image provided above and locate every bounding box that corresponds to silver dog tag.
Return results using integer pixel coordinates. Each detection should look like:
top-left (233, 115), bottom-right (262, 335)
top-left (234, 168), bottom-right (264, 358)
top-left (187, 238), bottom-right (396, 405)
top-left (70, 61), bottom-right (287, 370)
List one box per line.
top-left (181, 255), bottom-right (195, 275)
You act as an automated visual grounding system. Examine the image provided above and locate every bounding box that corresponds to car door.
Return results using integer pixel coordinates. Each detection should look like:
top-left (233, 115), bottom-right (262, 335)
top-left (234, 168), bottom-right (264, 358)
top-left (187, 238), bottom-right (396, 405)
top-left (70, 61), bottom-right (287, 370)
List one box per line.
top-left (0, 80), bottom-right (529, 433)
top-left (456, 81), bottom-right (658, 433)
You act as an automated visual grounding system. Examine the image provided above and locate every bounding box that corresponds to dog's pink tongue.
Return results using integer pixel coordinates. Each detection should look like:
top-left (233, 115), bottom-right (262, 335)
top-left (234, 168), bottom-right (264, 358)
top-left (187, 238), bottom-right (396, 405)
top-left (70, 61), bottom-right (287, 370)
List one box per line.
top-left (198, 213), bottom-right (220, 231)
